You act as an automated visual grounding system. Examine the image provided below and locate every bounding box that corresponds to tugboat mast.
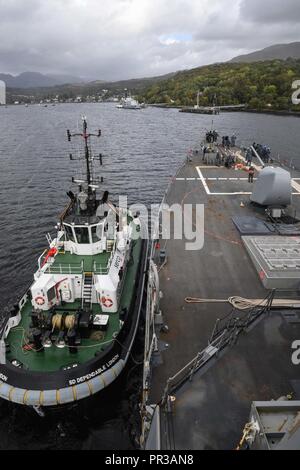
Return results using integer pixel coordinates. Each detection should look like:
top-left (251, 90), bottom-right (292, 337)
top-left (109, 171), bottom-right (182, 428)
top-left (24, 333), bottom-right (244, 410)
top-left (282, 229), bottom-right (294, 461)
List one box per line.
top-left (83, 118), bottom-right (92, 187)
top-left (67, 117), bottom-right (102, 193)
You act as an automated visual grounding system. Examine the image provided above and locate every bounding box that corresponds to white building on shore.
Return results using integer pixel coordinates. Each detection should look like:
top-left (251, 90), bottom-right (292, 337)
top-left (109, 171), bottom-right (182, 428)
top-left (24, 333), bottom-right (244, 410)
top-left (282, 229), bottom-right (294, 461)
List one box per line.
top-left (0, 80), bottom-right (6, 105)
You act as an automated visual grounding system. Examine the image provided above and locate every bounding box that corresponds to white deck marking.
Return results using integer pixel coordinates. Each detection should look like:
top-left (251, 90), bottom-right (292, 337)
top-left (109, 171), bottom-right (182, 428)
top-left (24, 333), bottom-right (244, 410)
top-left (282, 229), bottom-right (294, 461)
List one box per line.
top-left (176, 177), bottom-right (197, 182)
top-left (194, 165), bottom-right (300, 197)
top-left (209, 192), bottom-right (252, 196)
top-left (196, 167), bottom-right (252, 196)
top-left (239, 178), bottom-right (257, 181)
top-left (292, 180), bottom-right (300, 194)
top-left (196, 167), bottom-right (211, 195)
top-left (204, 177), bottom-right (257, 182)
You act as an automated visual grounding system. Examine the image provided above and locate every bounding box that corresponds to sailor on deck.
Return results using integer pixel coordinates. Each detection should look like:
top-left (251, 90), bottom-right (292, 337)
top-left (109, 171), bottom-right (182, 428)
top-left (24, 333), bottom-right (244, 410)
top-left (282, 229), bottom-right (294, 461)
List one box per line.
top-left (246, 148), bottom-right (253, 166)
top-left (215, 151), bottom-right (221, 166)
top-left (248, 166), bottom-right (255, 183)
top-left (213, 130), bottom-right (219, 142)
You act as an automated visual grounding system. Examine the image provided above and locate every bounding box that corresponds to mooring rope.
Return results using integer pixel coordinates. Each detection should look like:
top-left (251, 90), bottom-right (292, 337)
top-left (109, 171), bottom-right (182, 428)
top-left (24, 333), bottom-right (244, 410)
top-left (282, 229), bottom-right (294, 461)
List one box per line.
top-left (185, 296), bottom-right (300, 311)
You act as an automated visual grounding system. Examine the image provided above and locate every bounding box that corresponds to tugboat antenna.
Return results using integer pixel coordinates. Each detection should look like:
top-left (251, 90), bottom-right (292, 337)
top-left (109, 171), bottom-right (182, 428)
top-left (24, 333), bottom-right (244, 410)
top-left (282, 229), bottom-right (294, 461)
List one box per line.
top-left (67, 116), bottom-right (101, 191)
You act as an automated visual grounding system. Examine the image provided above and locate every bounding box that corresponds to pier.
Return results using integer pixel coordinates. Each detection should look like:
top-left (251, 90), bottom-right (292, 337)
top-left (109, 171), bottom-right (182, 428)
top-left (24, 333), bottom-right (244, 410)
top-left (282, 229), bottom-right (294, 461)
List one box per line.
top-left (180, 104), bottom-right (247, 115)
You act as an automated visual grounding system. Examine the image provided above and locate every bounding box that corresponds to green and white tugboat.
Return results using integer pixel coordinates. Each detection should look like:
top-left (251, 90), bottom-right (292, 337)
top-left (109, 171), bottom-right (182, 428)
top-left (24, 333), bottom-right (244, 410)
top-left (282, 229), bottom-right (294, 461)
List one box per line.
top-left (0, 118), bottom-right (148, 408)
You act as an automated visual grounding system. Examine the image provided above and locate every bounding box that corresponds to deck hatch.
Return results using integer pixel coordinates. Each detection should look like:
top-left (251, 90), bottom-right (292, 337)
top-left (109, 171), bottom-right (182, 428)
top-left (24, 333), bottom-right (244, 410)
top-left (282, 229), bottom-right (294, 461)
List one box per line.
top-left (242, 236), bottom-right (300, 289)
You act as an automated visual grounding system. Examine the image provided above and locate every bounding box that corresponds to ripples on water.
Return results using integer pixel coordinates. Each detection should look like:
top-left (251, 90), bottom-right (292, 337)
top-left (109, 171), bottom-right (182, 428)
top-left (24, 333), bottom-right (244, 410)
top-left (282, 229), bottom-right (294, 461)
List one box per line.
top-left (0, 103), bottom-right (299, 449)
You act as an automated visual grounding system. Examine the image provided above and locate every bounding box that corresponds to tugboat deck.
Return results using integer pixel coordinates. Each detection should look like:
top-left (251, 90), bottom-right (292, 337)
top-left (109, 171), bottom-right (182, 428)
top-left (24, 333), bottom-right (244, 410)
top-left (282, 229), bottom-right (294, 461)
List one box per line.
top-left (6, 237), bottom-right (143, 372)
top-left (148, 151), bottom-right (300, 449)
top-left (6, 301), bottom-right (119, 371)
top-left (48, 250), bottom-right (111, 274)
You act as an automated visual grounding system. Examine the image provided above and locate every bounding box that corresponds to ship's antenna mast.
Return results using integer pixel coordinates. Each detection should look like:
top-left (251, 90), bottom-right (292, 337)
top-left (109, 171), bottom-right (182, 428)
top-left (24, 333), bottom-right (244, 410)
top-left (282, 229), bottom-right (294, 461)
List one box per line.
top-left (67, 116), bottom-right (102, 192)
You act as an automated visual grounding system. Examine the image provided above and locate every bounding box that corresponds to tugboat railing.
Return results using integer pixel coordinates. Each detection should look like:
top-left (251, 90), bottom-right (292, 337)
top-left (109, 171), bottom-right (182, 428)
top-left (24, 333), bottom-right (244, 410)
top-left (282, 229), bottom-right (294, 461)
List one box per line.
top-left (93, 263), bottom-right (109, 275)
top-left (46, 260), bottom-right (84, 274)
top-left (38, 250), bottom-right (48, 270)
top-left (93, 240), bottom-right (117, 275)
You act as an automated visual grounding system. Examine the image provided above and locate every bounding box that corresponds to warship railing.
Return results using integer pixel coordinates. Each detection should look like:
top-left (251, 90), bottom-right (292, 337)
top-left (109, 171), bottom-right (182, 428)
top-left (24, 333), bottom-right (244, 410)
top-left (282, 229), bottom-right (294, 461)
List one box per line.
top-left (273, 155), bottom-right (300, 172)
top-left (161, 290), bottom-right (275, 405)
top-left (244, 143), bottom-right (300, 173)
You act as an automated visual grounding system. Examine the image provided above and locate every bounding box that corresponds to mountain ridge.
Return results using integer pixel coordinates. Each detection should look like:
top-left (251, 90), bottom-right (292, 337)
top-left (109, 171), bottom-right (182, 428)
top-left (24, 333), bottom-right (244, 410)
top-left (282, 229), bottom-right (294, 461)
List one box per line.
top-left (0, 71), bottom-right (89, 88)
top-left (2, 41), bottom-right (300, 89)
top-left (230, 42), bottom-right (300, 63)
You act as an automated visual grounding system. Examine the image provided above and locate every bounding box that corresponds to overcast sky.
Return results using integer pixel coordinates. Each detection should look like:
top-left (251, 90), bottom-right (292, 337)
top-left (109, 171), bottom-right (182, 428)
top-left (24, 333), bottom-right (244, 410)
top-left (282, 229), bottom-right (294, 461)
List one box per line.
top-left (0, 0), bottom-right (300, 80)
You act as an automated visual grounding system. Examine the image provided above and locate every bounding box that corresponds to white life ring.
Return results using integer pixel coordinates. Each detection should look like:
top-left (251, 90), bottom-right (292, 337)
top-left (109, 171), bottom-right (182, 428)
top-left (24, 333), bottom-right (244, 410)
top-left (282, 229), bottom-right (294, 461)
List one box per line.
top-left (35, 296), bottom-right (45, 306)
top-left (101, 296), bottom-right (113, 308)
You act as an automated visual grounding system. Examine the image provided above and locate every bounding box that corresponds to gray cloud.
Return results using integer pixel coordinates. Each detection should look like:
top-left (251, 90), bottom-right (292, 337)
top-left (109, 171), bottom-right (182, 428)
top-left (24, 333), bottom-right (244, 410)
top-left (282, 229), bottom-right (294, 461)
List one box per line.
top-left (240, 0), bottom-right (300, 24)
top-left (0, 0), bottom-right (299, 81)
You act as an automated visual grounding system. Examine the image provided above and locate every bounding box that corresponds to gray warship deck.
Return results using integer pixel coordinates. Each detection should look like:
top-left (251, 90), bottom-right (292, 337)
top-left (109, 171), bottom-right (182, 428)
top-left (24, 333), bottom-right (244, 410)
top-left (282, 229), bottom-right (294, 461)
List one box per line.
top-left (147, 150), bottom-right (300, 450)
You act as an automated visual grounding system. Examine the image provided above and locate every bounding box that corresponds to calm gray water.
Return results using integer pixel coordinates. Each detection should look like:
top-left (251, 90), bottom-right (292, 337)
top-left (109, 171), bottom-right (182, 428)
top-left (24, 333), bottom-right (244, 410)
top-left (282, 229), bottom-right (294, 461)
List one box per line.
top-left (0, 103), bottom-right (299, 449)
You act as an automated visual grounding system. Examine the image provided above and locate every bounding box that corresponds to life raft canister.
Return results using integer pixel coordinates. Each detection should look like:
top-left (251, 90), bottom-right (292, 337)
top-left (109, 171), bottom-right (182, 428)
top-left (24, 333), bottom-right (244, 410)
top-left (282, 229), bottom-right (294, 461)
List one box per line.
top-left (101, 296), bottom-right (113, 308)
top-left (35, 296), bottom-right (45, 306)
top-left (42, 247), bottom-right (58, 267)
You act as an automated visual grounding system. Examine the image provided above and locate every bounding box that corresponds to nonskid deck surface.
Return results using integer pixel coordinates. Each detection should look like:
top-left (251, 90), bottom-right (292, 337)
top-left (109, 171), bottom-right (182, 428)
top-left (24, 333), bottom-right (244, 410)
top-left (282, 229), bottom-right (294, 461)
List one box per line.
top-left (160, 311), bottom-right (300, 450)
top-left (151, 161), bottom-right (268, 401)
top-left (149, 153), bottom-right (300, 449)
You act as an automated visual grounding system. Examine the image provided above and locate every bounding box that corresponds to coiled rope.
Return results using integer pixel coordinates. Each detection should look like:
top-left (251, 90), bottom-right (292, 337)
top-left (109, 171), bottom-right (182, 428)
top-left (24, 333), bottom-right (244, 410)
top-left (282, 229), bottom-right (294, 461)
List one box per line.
top-left (185, 296), bottom-right (300, 311)
top-left (65, 314), bottom-right (76, 331)
top-left (52, 314), bottom-right (63, 331)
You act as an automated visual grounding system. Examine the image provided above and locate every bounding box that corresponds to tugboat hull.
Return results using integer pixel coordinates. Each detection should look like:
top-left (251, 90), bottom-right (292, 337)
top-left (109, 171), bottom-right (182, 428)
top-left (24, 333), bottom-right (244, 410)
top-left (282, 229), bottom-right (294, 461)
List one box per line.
top-left (0, 238), bottom-right (148, 407)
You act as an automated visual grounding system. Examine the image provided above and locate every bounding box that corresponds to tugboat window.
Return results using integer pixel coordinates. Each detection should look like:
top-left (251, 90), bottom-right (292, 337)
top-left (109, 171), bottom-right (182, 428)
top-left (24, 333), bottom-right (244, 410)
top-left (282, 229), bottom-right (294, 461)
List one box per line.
top-left (47, 286), bottom-right (56, 302)
top-left (75, 227), bottom-right (90, 244)
top-left (91, 224), bottom-right (103, 243)
top-left (65, 224), bottom-right (75, 242)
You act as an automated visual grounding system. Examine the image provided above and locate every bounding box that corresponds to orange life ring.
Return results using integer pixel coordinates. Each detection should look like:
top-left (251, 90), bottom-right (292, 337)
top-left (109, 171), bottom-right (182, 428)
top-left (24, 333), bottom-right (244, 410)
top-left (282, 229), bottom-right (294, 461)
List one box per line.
top-left (101, 296), bottom-right (113, 308)
top-left (35, 296), bottom-right (45, 306)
